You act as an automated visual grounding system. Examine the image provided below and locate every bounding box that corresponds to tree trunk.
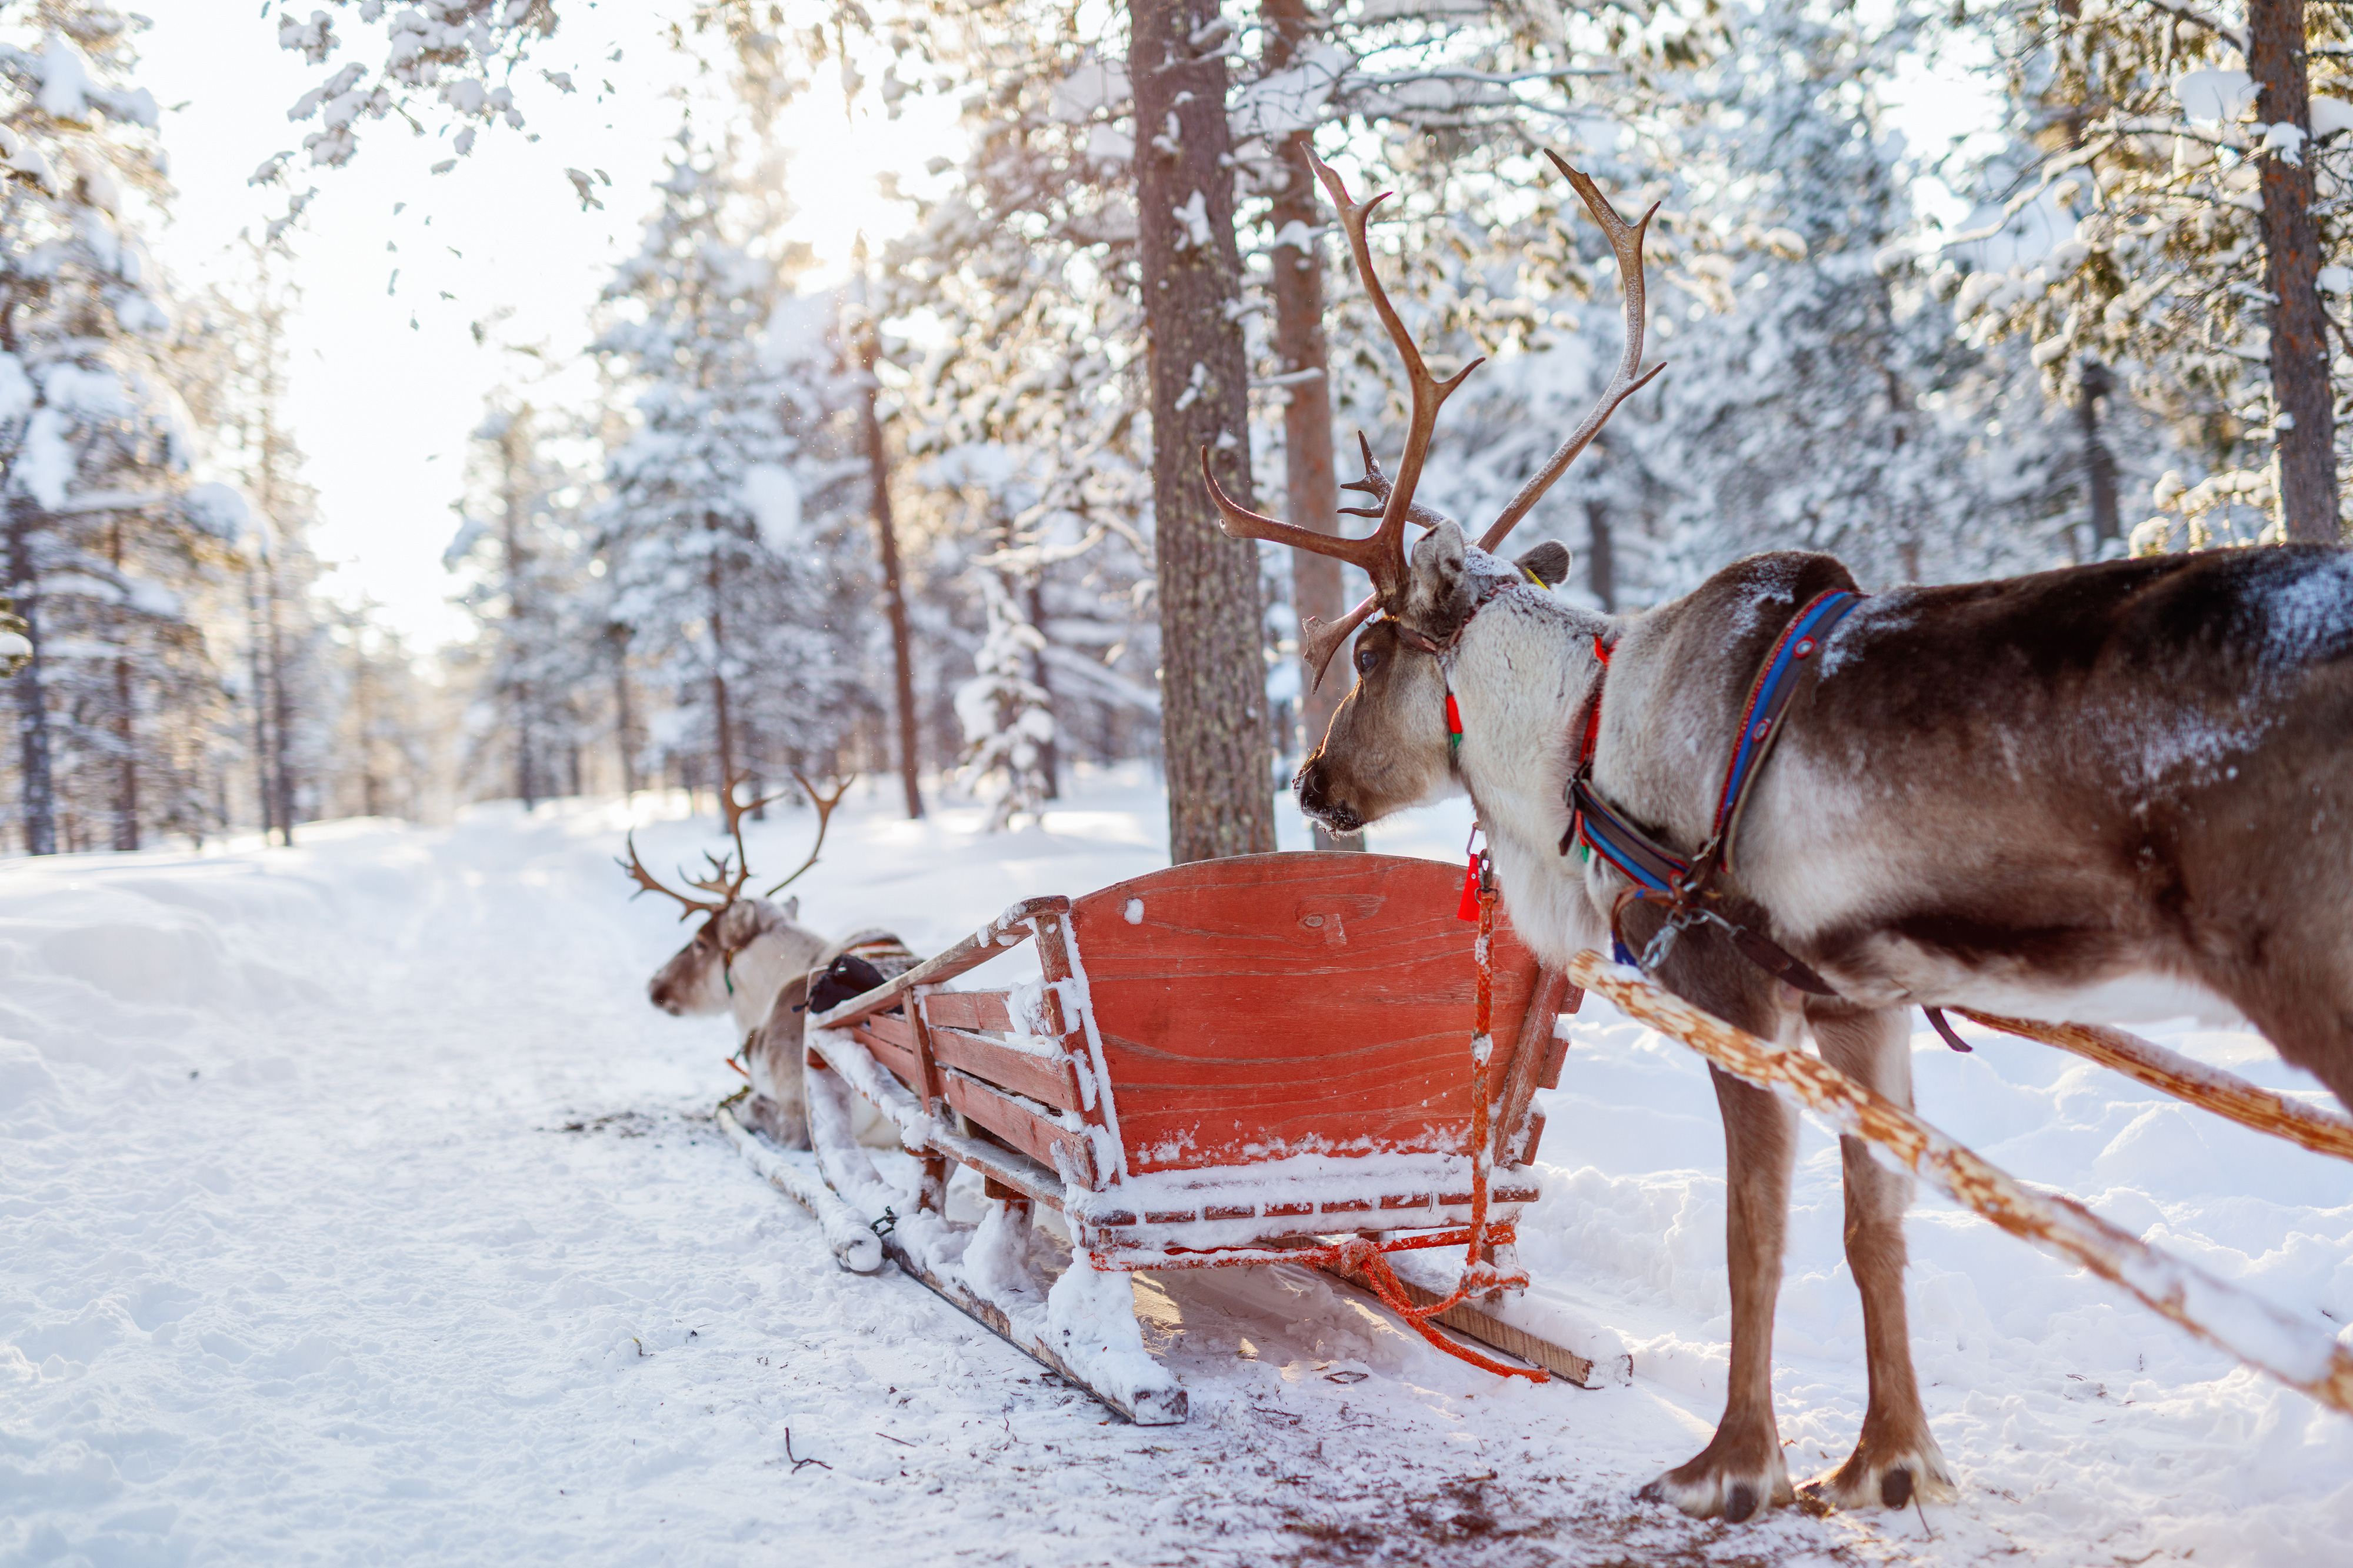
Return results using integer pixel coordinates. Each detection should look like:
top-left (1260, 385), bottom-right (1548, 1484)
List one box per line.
top-left (1585, 499), bottom-right (1617, 612)
top-left (2250, 0), bottom-right (2341, 542)
top-left (7, 502), bottom-right (56, 856)
top-left (265, 559), bottom-right (295, 845)
top-left (1026, 573), bottom-right (1061, 799)
top-left (499, 416), bottom-right (538, 811)
top-left (1133, 0), bottom-right (1277, 864)
top-left (247, 565), bottom-right (274, 841)
top-left (2077, 358), bottom-right (2121, 546)
top-left (1264, 0), bottom-right (1357, 854)
top-left (608, 623), bottom-right (640, 795)
top-left (109, 517), bottom-right (137, 851)
top-left (858, 319), bottom-right (925, 819)
top-left (706, 515), bottom-right (736, 790)
top-left (352, 623), bottom-right (381, 818)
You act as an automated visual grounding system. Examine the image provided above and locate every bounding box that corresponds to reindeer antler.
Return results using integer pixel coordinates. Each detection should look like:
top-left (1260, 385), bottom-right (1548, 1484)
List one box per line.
top-left (618, 830), bottom-right (731, 921)
top-left (1200, 151), bottom-right (1484, 690)
top-left (763, 770), bottom-right (855, 897)
top-left (1199, 152), bottom-right (1661, 689)
top-left (616, 773), bottom-right (781, 919)
top-left (1477, 152), bottom-right (1665, 553)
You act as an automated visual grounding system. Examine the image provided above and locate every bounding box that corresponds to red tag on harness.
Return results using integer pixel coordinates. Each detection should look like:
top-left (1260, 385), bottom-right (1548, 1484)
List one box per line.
top-left (1457, 855), bottom-right (1482, 921)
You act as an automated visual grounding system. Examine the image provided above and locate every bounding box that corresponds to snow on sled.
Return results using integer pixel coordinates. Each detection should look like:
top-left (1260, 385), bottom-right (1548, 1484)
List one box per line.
top-left (716, 850), bottom-right (1593, 1424)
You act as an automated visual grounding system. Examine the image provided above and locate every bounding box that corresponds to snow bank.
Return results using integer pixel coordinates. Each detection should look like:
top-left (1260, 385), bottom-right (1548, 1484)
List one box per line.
top-left (6, 769), bottom-right (2353, 1563)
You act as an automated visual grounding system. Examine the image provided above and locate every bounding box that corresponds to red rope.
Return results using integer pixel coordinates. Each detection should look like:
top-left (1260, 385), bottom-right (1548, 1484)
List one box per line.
top-left (1331, 879), bottom-right (1547, 1383)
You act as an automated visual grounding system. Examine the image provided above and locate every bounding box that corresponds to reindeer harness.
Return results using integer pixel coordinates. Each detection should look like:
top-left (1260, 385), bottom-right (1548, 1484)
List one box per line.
top-left (1563, 588), bottom-right (1862, 996)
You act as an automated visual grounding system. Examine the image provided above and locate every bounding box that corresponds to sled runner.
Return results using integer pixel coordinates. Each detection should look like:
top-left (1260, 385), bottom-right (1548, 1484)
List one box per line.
top-left (716, 852), bottom-right (1598, 1423)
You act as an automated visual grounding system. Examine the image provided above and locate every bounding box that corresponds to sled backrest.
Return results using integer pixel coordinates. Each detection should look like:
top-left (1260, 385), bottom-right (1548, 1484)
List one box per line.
top-left (1066, 853), bottom-right (1555, 1175)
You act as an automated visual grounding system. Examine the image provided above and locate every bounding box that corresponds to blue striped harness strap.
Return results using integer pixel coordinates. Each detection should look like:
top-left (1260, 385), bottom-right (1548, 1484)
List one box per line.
top-left (1563, 588), bottom-right (1863, 995)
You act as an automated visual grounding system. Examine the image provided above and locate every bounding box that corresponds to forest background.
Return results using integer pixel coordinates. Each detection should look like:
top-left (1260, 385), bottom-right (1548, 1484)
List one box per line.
top-left (4, 0), bottom-right (2345, 860)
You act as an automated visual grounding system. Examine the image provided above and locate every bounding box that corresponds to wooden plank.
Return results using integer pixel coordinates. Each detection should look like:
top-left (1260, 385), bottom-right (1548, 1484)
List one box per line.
top-left (1033, 911), bottom-right (1120, 1193)
top-left (928, 1025), bottom-right (1082, 1111)
top-left (1494, 969), bottom-right (1572, 1166)
top-left (812, 897), bottom-right (1071, 1030)
top-left (1319, 1260), bottom-right (1602, 1387)
top-left (941, 1070), bottom-right (1096, 1187)
top-left (1065, 854), bottom-right (1548, 1173)
top-left (852, 1021), bottom-right (921, 1094)
top-left (803, 1031), bottom-right (1068, 1212)
top-left (924, 990), bottom-right (1016, 1033)
top-left (1574, 950), bottom-right (2353, 1420)
top-left (1954, 1008), bottom-right (2353, 1164)
top-left (922, 1125), bottom-right (1067, 1212)
top-left (938, 1140), bottom-right (1062, 1210)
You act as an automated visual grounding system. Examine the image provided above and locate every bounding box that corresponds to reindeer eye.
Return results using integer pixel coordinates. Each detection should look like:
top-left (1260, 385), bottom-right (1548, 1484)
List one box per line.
top-left (1355, 642), bottom-right (1381, 675)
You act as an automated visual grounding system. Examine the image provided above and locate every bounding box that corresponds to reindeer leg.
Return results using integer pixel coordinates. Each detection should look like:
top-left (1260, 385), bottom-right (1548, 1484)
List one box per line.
top-left (1641, 1059), bottom-right (1799, 1521)
top-left (1801, 1005), bottom-right (1956, 1511)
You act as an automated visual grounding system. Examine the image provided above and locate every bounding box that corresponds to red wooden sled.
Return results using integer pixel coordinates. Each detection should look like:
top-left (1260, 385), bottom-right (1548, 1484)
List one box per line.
top-left (723, 852), bottom-right (1592, 1422)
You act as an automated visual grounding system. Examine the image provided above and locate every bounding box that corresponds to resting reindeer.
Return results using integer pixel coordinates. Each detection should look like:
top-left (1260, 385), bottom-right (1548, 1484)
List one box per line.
top-left (622, 776), bottom-right (912, 1147)
top-left (1207, 152), bottom-right (2353, 1522)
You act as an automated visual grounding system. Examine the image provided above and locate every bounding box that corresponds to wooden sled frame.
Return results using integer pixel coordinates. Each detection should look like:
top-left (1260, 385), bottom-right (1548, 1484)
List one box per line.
top-left (745, 854), bottom-right (1604, 1423)
top-left (1570, 952), bottom-right (2353, 1417)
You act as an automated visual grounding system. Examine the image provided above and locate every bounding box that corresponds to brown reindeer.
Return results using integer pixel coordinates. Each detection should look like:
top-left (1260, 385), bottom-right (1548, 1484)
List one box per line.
top-left (623, 775), bottom-right (911, 1146)
top-left (1208, 152), bottom-right (2353, 1521)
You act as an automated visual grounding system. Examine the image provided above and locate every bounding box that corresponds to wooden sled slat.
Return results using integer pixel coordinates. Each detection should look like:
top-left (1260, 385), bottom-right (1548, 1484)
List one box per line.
top-left (928, 1024), bottom-right (1083, 1112)
top-left (1572, 952), bottom-right (2353, 1419)
top-left (1318, 1259), bottom-right (1602, 1387)
top-left (851, 1019), bottom-right (921, 1089)
top-left (923, 990), bottom-right (1016, 1033)
top-left (1955, 1008), bottom-right (2353, 1165)
top-left (941, 1069), bottom-right (1095, 1186)
top-left (812, 896), bottom-right (1072, 1030)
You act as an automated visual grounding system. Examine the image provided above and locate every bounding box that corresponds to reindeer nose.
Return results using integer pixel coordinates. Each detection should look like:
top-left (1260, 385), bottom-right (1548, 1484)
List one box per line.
top-left (1296, 759), bottom-right (1330, 810)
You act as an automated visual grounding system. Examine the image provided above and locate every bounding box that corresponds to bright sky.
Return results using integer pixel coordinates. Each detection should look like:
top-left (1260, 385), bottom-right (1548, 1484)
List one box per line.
top-left (146, 1), bottom-right (947, 650)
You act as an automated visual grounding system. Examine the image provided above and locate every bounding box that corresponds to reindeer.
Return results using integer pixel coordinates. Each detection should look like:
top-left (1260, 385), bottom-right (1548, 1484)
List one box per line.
top-left (622, 775), bottom-right (912, 1147)
top-left (1206, 152), bottom-right (2353, 1522)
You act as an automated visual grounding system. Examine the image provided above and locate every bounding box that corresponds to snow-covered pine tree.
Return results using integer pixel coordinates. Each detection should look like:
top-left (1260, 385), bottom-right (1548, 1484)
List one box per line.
top-left (1, 6), bottom-right (245, 855)
top-left (1962, 0), bottom-right (2349, 543)
top-left (1623, 0), bottom-right (2033, 592)
top-left (592, 128), bottom-right (869, 799)
top-left (875, 4), bottom-right (1165, 816)
top-left (175, 249), bottom-right (342, 846)
top-left (445, 397), bottom-right (601, 808)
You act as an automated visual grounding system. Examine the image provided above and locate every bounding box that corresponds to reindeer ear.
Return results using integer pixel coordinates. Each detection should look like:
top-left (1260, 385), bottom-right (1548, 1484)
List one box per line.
top-left (781, 896), bottom-right (799, 923)
top-left (1404, 521), bottom-right (1472, 635)
top-left (1515, 541), bottom-right (1572, 588)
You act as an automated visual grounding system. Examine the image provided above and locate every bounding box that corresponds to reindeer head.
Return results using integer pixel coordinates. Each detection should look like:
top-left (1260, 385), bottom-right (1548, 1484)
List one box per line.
top-left (621, 772), bottom-right (852, 1016)
top-left (1204, 151), bottom-right (1656, 836)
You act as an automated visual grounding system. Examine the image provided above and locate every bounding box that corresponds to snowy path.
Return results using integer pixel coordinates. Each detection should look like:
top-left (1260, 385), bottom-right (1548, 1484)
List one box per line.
top-left (6, 769), bottom-right (2353, 1565)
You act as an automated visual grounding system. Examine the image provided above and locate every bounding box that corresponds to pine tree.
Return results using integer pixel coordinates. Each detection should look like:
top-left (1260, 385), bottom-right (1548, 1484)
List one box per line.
top-left (593, 128), bottom-right (869, 796)
top-left (446, 398), bottom-right (599, 808)
top-left (1963, 0), bottom-right (2348, 542)
top-left (2, 6), bottom-right (238, 855)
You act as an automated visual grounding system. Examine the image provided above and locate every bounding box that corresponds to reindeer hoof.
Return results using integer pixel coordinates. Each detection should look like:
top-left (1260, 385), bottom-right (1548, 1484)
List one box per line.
top-left (1801, 1433), bottom-right (1957, 1513)
top-left (1638, 1449), bottom-right (1793, 1522)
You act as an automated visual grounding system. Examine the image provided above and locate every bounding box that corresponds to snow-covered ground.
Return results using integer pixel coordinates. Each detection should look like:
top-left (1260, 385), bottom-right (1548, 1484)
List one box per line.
top-left (6, 765), bottom-right (2352, 1566)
